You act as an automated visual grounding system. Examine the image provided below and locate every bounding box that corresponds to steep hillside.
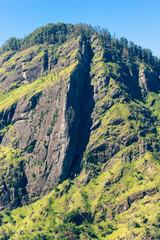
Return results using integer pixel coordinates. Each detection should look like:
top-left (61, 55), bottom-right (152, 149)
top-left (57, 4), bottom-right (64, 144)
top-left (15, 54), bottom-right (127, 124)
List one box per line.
top-left (0, 23), bottom-right (160, 239)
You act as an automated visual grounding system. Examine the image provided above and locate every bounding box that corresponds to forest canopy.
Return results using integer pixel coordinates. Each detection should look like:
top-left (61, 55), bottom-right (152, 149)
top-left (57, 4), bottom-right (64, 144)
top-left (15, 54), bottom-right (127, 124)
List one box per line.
top-left (1, 22), bottom-right (160, 73)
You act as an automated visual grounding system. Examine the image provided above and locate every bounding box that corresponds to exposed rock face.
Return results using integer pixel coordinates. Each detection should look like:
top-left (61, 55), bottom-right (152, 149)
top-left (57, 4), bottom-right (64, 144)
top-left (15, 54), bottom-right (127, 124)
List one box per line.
top-left (139, 65), bottom-right (160, 96)
top-left (0, 36), bottom-right (95, 207)
top-left (0, 29), bottom-right (160, 213)
top-left (1, 25), bottom-right (160, 240)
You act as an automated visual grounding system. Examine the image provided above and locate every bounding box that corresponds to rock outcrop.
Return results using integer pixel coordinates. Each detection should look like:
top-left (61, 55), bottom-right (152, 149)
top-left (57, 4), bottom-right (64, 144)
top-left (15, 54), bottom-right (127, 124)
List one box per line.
top-left (0, 30), bottom-right (160, 209)
top-left (0, 23), bottom-right (160, 239)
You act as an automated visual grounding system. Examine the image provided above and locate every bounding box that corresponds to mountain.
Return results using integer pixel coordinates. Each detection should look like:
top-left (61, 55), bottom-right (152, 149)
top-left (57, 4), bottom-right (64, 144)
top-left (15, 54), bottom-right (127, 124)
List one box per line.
top-left (0, 23), bottom-right (160, 239)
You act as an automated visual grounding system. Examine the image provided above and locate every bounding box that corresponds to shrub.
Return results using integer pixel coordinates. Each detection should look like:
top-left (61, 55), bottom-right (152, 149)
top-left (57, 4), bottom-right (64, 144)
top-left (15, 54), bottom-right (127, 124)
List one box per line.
top-left (63, 210), bottom-right (84, 226)
top-left (46, 128), bottom-right (52, 136)
top-left (133, 221), bottom-right (140, 228)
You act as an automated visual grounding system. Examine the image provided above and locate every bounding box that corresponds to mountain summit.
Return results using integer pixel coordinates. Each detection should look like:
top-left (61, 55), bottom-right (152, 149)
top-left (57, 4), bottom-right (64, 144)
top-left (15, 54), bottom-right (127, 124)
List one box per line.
top-left (0, 23), bottom-right (160, 239)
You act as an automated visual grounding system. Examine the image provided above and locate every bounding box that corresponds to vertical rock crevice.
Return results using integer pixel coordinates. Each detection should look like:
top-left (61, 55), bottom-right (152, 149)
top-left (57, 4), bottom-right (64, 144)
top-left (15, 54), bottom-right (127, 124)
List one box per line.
top-left (60, 38), bottom-right (95, 180)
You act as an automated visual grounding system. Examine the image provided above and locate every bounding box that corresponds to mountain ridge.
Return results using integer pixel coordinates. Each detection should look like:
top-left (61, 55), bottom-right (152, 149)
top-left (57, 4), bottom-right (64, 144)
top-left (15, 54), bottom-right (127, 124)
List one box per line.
top-left (0, 23), bottom-right (160, 239)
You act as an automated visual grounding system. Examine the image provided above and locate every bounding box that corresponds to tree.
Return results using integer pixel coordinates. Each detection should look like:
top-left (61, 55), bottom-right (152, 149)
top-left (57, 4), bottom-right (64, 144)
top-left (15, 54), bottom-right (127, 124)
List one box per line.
top-left (120, 37), bottom-right (128, 46)
top-left (7, 37), bottom-right (20, 50)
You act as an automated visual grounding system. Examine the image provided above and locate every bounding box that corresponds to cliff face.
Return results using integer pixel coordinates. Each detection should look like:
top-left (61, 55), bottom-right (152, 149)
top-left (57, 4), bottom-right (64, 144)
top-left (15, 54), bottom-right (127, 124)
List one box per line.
top-left (0, 24), bottom-right (160, 239)
top-left (0, 35), bottom-right (95, 207)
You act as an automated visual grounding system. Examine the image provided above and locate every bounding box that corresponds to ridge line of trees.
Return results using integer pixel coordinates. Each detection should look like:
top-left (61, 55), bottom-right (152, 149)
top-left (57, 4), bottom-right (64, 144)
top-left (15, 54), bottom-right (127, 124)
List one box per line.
top-left (1, 23), bottom-right (160, 73)
top-left (0, 23), bottom-right (95, 53)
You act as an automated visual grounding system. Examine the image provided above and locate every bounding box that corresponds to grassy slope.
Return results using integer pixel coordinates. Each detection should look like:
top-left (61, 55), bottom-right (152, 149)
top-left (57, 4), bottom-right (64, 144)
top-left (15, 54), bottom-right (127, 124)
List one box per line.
top-left (0, 37), bottom-right (160, 239)
top-left (0, 150), bottom-right (159, 239)
top-left (0, 42), bottom-right (78, 112)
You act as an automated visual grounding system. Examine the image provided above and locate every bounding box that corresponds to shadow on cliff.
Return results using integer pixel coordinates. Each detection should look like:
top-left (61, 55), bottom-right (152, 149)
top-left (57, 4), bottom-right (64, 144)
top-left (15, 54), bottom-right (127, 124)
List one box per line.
top-left (69, 43), bottom-right (95, 177)
top-left (70, 82), bottom-right (95, 177)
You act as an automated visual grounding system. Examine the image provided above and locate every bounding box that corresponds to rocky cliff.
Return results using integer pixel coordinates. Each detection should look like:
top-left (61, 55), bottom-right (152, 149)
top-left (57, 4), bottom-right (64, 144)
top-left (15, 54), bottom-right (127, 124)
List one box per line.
top-left (0, 34), bottom-right (94, 207)
top-left (0, 23), bottom-right (160, 239)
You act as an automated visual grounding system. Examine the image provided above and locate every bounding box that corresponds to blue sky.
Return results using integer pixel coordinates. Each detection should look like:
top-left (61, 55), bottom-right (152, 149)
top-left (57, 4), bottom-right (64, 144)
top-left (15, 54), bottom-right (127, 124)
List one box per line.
top-left (0, 0), bottom-right (160, 56)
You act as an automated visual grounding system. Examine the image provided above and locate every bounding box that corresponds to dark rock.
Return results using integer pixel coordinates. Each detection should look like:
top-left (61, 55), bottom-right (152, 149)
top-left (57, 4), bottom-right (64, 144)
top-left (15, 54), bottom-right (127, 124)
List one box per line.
top-left (116, 200), bottom-right (130, 214)
top-left (124, 134), bottom-right (138, 147)
top-left (110, 88), bottom-right (122, 99)
top-left (91, 119), bottom-right (101, 131)
top-left (149, 99), bottom-right (156, 107)
top-left (29, 211), bottom-right (34, 219)
top-left (129, 191), bottom-right (145, 203)
top-left (146, 188), bottom-right (158, 196)
top-left (109, 118), bottom-right (124, 126)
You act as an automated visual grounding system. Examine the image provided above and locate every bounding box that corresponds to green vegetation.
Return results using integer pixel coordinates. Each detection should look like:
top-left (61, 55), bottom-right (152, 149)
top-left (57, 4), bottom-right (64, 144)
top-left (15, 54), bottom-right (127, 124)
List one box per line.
top-left (0, 150), bottom-right (159, 239)
top-left (2, 22), bottom-right (159, 74)
top-left (0, 23), bottom-right (160, 239)
top-left (0, 23), bottom-right (95, 53)
top-left (0, 62), bottom-right (77, 112)
top-left (0, 146), bottom-right (26, 211)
